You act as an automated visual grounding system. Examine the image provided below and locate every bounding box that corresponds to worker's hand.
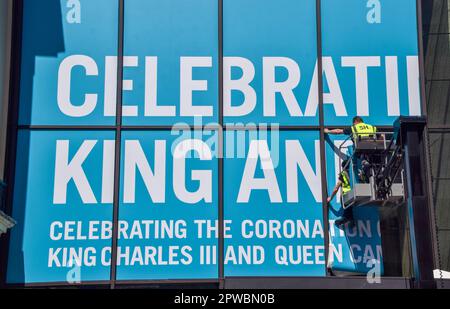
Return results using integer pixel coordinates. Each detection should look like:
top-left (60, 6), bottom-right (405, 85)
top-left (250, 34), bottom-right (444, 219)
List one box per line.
top-left (326, 196), bottom-right (332, 203)
top-left (324, 128), bottom-right (330, 134)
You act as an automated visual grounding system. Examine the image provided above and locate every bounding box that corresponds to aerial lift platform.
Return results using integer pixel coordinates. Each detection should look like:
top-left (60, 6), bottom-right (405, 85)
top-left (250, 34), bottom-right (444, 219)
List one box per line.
top-left (331, 116), bottom-right (437, 288)
top-left (338, 120), bottom-right (407, 209)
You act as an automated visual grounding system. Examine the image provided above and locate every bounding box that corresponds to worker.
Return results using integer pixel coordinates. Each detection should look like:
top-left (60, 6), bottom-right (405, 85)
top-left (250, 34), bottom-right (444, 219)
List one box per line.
top-left (324, 116), bottom-right (377, 182)
top-left (324, 116), bottom-right (377, 142)
top-left (327, 159), bottom-right (355, 228)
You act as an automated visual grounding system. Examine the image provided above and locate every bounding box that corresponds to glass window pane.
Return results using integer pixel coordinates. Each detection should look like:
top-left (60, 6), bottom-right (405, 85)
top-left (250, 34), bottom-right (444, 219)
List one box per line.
top-left (122, 0), bottom-right (218, 126)
top-left (223, 0), bottom-right (318, 126)
top-left (116, 130), bottom-right (218, 280)
top-left (0, 0), bottom-right (9, 178)
top-left (425, 34), bottom-right (450, 81)
top-left (18, 0), bottom-right (119, 126)
top-left (426, 0), bottom-right (450, 34)
top-left (7, 130), bottom-right (115, 283)
top-left (429, 133), bottom-right (450, 179)
top-left (224, 130), bottom-right (325, 276)
top-left (437, 230), bottom-right (450, 271)
top-left (321, 0), bottom-right (422, 126)
top-left (426, 81), bottom-right (450, 127)
top-left (433, 179), bottom-right (450, 230)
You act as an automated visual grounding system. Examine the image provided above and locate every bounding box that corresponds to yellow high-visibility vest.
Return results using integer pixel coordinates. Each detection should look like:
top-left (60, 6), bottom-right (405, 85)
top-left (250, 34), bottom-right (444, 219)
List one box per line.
top-left (341, 171), bottom-right (351, 195)
top-left (351, 122), bottom-right (377, 140)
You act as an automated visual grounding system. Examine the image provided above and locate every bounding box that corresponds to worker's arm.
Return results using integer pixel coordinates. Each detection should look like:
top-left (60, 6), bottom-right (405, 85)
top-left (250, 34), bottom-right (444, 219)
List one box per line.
top-left (327, 181), bottom-right (342, 203)
top-left (324, 128), bottom-right (344, 135)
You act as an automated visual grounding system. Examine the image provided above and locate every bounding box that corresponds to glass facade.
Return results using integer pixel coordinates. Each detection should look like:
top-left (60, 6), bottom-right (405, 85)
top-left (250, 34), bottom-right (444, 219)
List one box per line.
top-left (1, 0), bottom-right (440, 288)
top-left (0, 0), bottom-right (11, 182)
top-left (423, 0), bottom-right (450, 277)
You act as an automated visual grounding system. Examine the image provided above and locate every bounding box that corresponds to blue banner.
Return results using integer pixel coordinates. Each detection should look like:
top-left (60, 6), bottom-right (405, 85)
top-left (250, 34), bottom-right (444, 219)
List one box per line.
top-left (322, 0), bottom-right (421, 126)
top-left (324, 135), bottom-right (383, 274)
top-left (223, 0), bottom-right (318, 126)
top-left (7, 131), bottom-right (115, 283)
top-left (7, 130), bottom-right (219, 282)
top-left (19, 0), bottom-right (118, 126)
top-left (18, 0), bottom-right (421, 127)
top-left (122, 0), bottom-right (219, 126)
top-left (224, 131), bottom-right (325, 276)
top-left (116, 130), bottom-right (218, 280)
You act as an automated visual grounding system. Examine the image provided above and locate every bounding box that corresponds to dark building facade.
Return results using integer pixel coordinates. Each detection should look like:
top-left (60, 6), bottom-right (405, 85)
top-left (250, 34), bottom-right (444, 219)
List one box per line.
top-left (422, 0), bottom-right (450, 287)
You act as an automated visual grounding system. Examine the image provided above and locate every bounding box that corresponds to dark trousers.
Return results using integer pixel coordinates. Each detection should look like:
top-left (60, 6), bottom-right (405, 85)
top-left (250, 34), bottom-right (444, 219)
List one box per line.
top-left (352, 153), bottom-right (371, 183)
top-left (343, 206), bottom-right (354, 221)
